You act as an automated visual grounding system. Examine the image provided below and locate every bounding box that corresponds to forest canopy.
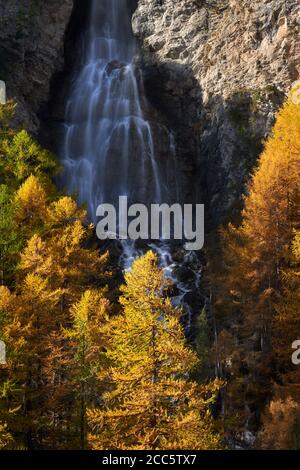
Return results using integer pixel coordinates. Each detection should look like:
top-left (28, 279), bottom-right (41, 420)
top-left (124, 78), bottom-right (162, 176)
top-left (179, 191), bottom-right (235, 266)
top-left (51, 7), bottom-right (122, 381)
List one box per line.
top-left (0, 96), bottom-right (299, 450)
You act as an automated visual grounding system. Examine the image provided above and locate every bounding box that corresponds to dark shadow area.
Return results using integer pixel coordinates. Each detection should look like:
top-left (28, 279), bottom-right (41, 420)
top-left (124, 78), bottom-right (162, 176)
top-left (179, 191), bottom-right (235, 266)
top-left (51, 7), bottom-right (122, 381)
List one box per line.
top-left (141, 61), bottom-right (204, 206)
top-left (200, 86), bottom-right (285, 228)
top-left (38, 0), bottom-right (93, 151)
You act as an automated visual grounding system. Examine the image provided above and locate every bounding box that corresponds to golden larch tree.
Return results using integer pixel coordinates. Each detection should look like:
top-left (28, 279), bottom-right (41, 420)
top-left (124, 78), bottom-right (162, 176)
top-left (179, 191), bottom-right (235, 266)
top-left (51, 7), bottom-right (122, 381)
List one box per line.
top-left (88, 251), bottom-right (222, 450)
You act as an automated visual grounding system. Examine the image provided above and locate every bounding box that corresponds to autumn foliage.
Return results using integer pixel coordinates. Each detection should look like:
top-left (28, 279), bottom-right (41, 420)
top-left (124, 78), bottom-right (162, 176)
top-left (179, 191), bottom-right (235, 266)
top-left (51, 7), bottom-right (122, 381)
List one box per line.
top-left (210, 99), bottom-right (300, 444)
top-left (88, 252), bottom-right (222, 450)
top-left (0, 94), bottom-right (299, 449)
top-left (0, 104), bottom-right (222, 449)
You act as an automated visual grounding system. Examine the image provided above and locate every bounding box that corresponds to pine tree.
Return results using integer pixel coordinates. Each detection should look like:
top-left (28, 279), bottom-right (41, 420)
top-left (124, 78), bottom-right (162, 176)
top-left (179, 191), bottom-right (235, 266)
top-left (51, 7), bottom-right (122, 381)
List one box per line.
top-left (0, 277), bottom-right (64, 448)
top-left (0, 185), bottom-right (20, 284)
top-left (64, 290), bottom-right (110, 449)
top-left (0, 190), bottom-right (110, 448)
top-left (1, 130), bottom-right (59, 187)
top-left (88, 251), bottom-right (222, 450)
top-left (258, 398), bottom-right (300, 450)
top-left (211, 99), bottom-right (300, 429)
top-left (273, 230), bottom-right (300, 387)
top-left (0, 101), bottom-right (16, 149)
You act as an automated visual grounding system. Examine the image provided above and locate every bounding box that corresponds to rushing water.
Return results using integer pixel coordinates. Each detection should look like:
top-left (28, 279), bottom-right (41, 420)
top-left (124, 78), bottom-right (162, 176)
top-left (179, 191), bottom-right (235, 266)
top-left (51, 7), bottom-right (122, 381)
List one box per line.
top-left (61, 0), bottom-right (202, 330)
top-left (61, 0), bottom-right (173, 217)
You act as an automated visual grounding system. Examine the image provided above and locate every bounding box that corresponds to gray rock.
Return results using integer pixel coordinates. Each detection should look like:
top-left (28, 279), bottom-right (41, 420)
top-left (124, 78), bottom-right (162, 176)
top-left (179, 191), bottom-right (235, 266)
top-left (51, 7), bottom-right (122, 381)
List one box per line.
top-left (0, 0), bottom-right (74, 133)
top-left (133, 0), bottom-right (300, 222)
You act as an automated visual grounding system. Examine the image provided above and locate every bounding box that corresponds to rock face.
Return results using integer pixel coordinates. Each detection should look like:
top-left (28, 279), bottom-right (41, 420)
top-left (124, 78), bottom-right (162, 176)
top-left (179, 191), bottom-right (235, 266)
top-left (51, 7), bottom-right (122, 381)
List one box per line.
top-left (133, 0), bottom-right (300, 222)
top-left (0, 0), bottom-right (73, 132)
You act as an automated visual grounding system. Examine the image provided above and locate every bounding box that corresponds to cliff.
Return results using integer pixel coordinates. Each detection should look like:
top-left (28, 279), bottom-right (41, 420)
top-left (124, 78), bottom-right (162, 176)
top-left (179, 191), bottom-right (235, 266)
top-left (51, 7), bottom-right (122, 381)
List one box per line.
top-left (133, 0), bottom-right (300, 221)
top-left (0, 0), bottom-right (73, 131)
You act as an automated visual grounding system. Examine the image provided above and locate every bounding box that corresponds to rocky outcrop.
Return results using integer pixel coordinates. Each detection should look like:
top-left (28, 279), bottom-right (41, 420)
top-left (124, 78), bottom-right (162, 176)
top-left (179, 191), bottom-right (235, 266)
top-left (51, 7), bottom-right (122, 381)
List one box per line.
top-left (133, 0), bottom-right (300, 222)
top-left (0, 0), bottom-right (74, 132)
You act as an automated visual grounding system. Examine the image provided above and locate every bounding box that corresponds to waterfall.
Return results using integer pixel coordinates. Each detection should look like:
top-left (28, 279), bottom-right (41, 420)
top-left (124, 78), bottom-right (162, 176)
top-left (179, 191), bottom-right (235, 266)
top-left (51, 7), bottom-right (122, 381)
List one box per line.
top-left (61, 0), bottom-right (170, 219)
top-left (61, 0), bottom-right (202, 332)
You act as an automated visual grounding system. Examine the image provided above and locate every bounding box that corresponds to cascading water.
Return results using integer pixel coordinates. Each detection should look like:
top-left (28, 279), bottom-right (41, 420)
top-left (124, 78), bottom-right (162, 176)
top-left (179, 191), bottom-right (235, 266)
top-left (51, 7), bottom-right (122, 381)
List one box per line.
top-left (61, 0), bottom-right (172, 216)
top-left (61, 0), bottom-right (203, 331)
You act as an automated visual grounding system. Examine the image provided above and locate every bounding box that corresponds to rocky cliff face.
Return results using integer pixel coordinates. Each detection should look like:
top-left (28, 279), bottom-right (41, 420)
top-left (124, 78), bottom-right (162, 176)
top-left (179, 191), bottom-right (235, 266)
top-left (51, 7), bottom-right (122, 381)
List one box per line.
top-left (0, 0), bottom-right (73, 132)
top-left (133, 0), bottom-right (300, 222)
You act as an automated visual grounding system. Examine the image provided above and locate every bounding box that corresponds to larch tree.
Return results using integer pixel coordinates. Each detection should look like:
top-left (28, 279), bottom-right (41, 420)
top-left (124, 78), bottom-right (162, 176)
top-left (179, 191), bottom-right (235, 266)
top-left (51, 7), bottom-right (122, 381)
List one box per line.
top-left (270, 229), bottom-right (300, 437)
top-left (226, 99), bottom-right (299, 346)
top-left (0, 277), bottom-right (64, 449)
top-left (0, 184), bottom-right (20, 285)
top-left (64, 290), bottom-right (111, 450)
top-left (258, 398), bottom-right (300, 450)
top-left (212, 99), bottom-right (300, 428)
top-left (0, 105), bottom-right (59, 284)
top-left (0, 178), bottom-right (110, 448)
top-left (13, 174), bottom-right (48, 238)
top-left (88, 251), bottom-right (222, 450)
top-left (0, 102), bottom-right (16, 154)
top-left (0, 111), bottom-right (114, 448)
top-left (1, 129), bottom-right (59, 188)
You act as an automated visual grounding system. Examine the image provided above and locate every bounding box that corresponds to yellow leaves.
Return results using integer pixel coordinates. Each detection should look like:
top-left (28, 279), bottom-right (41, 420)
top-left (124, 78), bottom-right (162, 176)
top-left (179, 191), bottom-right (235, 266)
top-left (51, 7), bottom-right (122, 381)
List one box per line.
top-left (19, 210), bottom-right (109, 306)
top-left (2, 129), bottom-right (59, 183)
top-left (273, 229), bottom-right (300, 376)
top-left (64, 288), bottom-right (111, 398)
top-left (222, 98), bottom-right (300, 319)
top-left (88, 251), bottom-right (222, 450)
top-left (272, 100), bottom-right (300, 155)
top-left (292, 231), bottom-right (300, 261)
top-left (20, 234), bottom-right (53, 276)
top-left (14, 175), bottom-right (47, 226)
top-left (0, 101), bottom-right (16, 129)
top-left (47, 196), bottom-right (86, 228)
top-left (0, 286), bottom-right (14, 310)
top-left (71, 290), bottom-right (92, 325)
top-left (200, 97), bottom-right (300, 439)
top-left (0, 101), bottom-right (16, 161)
top-left (56, 220), bottom-right (86, 255)
top-left (70, 289), bottom-right (110, 332)
top-left (242, 99), bottom-right (300, 243)
top-left (119, 251), bottom-right (173, 334)
top-left (0, 117), bottom-right (113, 448)
top-left (121, 251), bottom-right (165, 302)
top-left (0, 422), bottom-right (13, 449)
top-left (22, 272), bottom-right (49, 299)
top-left (258, 398), bottom-right (300, 449)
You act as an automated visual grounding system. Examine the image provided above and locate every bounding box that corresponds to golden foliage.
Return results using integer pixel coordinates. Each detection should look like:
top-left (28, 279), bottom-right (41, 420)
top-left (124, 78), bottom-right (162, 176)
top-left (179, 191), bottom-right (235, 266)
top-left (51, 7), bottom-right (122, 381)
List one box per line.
top-left (14, 175), bottom-right (47, 229)
top-left (258, 398), bottom-right (300, 449)
top-left (88, 251), bottom-right (222, 450)
top-left (0, 422), bottom-right (14, 449)
top-left (210, 99), bottom-right (300, 431)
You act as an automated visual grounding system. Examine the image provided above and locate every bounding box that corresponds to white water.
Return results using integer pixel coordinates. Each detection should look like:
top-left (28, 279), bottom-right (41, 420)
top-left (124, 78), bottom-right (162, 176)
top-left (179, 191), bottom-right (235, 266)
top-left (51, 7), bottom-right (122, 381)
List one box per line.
top-left (61, 0), bottom-right (201, 329)
top-left (61, 0), bottom-right (170, 218)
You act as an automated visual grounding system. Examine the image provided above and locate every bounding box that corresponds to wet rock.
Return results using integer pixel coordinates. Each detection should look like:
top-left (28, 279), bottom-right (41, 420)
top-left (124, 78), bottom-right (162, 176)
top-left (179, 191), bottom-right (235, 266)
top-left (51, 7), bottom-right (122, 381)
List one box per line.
top-left (105, 60), bottom-right (127, 75)
top-left (173, 266), bottom-right (194, 283)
